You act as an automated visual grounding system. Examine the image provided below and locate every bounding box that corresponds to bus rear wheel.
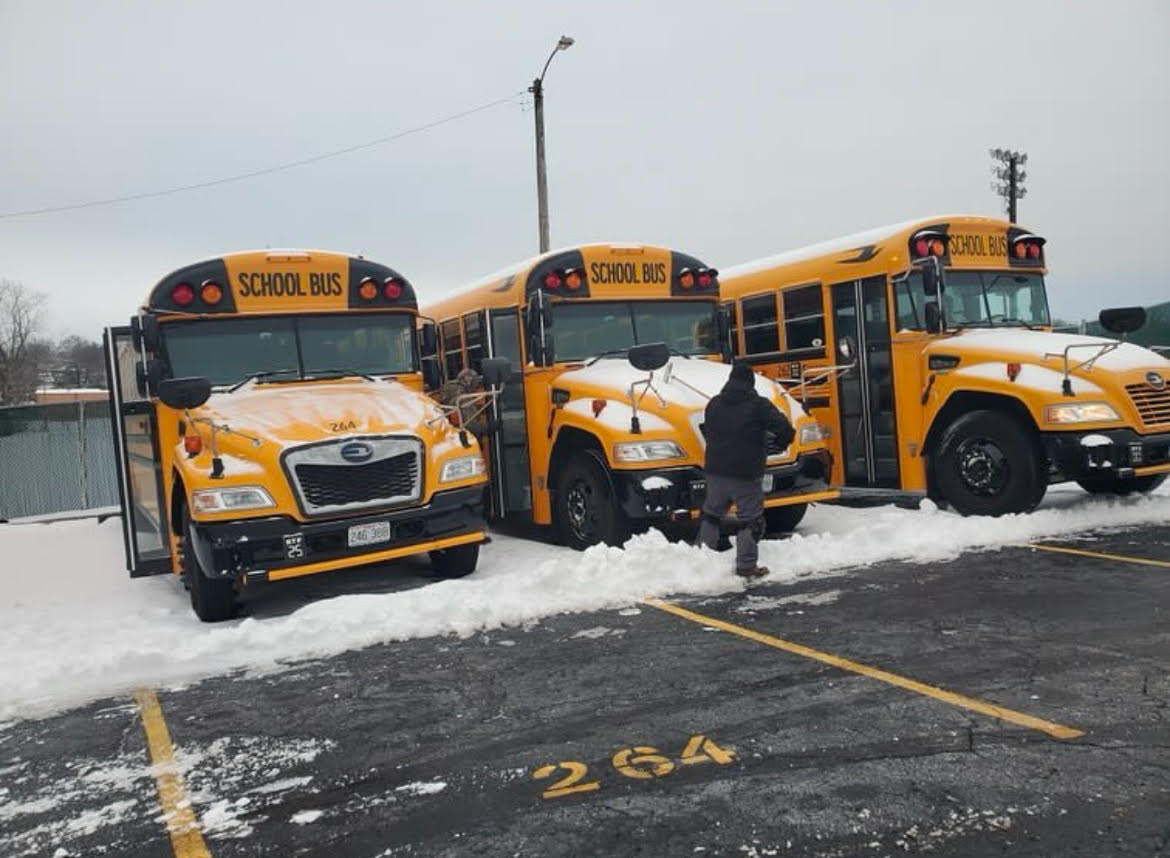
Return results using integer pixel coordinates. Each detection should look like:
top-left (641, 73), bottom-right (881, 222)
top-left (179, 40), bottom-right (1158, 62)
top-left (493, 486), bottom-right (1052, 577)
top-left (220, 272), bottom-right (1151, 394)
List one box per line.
top-left (180, 512), bottom-right (237, 623)
top-left (556, 454), bottom-right (630, 550)
top-left (764, 503), bottom-right (807, 535)
top-left (1077, 473), bottom-right (1167, 495)
top-left (429, 542), bottom-right (480, 578)
top-left (933, 410), bottom-right (1042, 517)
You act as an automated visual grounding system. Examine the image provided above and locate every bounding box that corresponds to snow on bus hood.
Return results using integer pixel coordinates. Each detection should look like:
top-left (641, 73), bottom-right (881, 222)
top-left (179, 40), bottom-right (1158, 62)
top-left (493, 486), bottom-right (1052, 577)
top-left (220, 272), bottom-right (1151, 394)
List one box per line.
top-left (937, 328), bottom-right (1170, 373)
top-left (558, 358), bottom-right (796, 416)
top-left (192, 379), bottom-right (435, 447)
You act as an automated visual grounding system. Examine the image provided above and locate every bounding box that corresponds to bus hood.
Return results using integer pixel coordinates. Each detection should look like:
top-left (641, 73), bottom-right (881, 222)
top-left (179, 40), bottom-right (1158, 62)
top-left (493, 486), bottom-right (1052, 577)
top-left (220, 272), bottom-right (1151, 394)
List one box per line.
top-left (930, 328), bottom-right (1170, 377)
top-left (553, 357), bottom-right (806, 446)
top-left (191, 379), bottom-right (442, 450)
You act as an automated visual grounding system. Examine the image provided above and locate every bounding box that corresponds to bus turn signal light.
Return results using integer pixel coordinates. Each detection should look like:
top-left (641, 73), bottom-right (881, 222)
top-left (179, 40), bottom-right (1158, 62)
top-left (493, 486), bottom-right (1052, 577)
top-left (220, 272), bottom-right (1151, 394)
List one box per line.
top-left (564, 269), bottom-right (583, 290)
top-left (200, 281), bottom-right (223, 304)
top-left (591, 398), bottom-right (607, 416)
top-left (358, 277), bottom-right (378, 300)
top-left (678, 268), bottom-right (695, 289)
top-left (171, 283), bottom-right (195, 307)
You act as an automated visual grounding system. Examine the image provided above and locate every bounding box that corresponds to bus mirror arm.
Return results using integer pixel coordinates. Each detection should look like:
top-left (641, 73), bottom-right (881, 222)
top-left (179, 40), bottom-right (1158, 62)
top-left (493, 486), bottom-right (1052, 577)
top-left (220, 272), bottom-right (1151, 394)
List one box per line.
top-left (1044, 343), bottom-right (1120, 397)
top-left (627, 373), bottom-right (667, 435)
top-left (797, 359), bottom-right (856, 407)
top-left (183, 414), bottom-right (263, 478)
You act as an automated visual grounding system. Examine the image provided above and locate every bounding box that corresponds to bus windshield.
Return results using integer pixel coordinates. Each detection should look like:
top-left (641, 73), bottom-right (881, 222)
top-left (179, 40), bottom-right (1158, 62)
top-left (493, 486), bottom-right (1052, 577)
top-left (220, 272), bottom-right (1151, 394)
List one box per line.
top-left (553, 300), bottom-right (719, 361)
top-left (163, 313), bottom-right (417, 387)
top-left (895, 271), bottom-right (1050, 331)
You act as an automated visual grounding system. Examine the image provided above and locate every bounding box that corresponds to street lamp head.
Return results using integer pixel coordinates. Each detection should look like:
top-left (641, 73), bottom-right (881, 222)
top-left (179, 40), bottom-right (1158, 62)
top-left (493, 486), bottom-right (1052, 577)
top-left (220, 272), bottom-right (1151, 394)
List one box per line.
top-left (557, 35), bottom-right (575, 50)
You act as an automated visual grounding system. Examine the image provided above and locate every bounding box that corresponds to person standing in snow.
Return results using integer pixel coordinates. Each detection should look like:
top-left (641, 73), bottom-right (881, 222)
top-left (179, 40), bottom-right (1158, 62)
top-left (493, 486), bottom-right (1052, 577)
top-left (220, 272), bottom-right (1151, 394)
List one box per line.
top-left (696, 360), bottom-right (794, 579)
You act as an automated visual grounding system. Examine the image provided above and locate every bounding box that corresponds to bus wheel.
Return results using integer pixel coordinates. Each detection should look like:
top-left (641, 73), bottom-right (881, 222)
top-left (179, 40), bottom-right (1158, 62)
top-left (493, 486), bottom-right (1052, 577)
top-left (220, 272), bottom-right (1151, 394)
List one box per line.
top-left (933, 410), bottom-right (1041, 517)
top-left (557, 454), bottom-right (630, 550)
top-left (764, 503), bottom-right (807, 535)
top-left (1077, 473), bottom-right (1167, 495)
top-left (180, 513), bottom-right (237, 623)
top-left (429, 542), bottom-right (480, 578)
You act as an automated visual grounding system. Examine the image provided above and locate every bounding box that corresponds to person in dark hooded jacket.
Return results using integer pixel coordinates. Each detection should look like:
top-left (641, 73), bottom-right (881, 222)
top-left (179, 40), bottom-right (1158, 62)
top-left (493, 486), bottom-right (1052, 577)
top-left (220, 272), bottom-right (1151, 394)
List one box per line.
top-left (697, 360), bottom-right (795, 578)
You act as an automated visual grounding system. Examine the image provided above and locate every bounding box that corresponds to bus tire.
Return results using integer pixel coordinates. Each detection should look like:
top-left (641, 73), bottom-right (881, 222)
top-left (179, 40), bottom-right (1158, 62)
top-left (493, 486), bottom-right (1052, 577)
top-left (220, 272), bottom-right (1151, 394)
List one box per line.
top-left (429, 542), bottom-right (480, 578)
top-left (180, 512), bottom-right (237, 623)
top-left (764, 503), bottom-right (807, 535)
top-left (556, 454), bottom-right (630, 550)
top-left (933, 410), bottom-right (1041, 517)
top-left (1076, 473), bottom-right (1167, 495)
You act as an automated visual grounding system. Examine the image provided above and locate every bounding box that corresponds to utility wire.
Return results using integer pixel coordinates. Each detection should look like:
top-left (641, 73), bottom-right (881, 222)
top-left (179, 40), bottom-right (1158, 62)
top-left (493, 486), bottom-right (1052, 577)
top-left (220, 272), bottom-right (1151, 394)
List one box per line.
top-left (1, 92), bottom-right (525, 220)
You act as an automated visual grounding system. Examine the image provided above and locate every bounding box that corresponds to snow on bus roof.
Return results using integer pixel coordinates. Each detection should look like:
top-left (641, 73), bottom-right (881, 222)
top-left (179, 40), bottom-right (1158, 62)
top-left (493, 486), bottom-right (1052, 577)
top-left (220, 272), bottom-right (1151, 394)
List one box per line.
top-left (720, 214), bottom-right (1015, 280)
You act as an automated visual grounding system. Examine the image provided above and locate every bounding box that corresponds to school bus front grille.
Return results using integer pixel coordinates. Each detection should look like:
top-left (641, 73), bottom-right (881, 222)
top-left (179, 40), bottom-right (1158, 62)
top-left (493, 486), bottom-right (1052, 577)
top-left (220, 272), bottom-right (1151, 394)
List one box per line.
top-left (284, 437), bottom-right (423, 516)
top-left (1126, 383), bottom-right (1170, 429)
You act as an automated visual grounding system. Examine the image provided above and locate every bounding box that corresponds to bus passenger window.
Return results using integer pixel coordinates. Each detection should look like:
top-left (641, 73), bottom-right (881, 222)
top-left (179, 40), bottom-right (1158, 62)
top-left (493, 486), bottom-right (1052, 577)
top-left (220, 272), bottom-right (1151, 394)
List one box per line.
top-left (782, 286), bottom-right (825, 353)
top-left (441, 319), bottom-right (463, 380)
top-left (463, 313), bottom-right (484, 372)
top-left (741, 295), bottom-right (779, 355)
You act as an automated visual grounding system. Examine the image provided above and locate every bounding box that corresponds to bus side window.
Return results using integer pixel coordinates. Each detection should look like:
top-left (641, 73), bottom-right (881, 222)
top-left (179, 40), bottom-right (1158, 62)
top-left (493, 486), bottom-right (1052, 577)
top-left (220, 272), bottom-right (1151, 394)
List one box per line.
top-left (782, 285), bottom-right (825, 353)
top-left (741, 294), bottom-right (779, 355)
top-left (722, 301), bottom-right (739, 356)
top-left (441, 319), bottom-right (462, 381)
top-left (463, 312), bottom-right (484, 372)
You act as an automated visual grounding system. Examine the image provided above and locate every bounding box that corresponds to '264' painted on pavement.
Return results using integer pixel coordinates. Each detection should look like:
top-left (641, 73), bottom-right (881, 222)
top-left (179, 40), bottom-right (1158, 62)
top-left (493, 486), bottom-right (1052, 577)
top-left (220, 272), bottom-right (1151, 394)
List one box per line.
top-left (533, 734), bottom-right (734, 800)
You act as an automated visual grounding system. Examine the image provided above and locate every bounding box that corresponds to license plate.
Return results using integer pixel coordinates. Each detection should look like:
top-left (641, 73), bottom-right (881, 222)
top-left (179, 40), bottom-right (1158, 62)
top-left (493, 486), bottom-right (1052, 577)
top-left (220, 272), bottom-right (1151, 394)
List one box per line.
top-left (348, 520), bottom-right (392, 548)
top-left (761, 474), bottom-right (774, 492)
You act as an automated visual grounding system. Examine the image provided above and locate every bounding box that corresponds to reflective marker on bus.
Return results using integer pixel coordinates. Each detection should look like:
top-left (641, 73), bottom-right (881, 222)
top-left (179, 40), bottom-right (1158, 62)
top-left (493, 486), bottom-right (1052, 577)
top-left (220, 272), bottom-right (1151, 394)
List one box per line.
top-left (420, 243), bottom-right (839, 550)
top-left (103, 249), bottom-right (498, 622)
top-left (719, 215), bottom-right (1170, 515)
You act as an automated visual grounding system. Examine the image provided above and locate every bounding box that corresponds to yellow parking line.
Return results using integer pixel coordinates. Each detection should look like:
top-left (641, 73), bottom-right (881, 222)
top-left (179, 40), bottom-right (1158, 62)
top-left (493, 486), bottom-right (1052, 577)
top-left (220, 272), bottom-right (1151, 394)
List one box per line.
top-left (134, 688), bottom-right (211, 858)
top-left (645, 598), bottom-right (1084, 741)
top-left (1010, 542), bottom-right (1170, 569)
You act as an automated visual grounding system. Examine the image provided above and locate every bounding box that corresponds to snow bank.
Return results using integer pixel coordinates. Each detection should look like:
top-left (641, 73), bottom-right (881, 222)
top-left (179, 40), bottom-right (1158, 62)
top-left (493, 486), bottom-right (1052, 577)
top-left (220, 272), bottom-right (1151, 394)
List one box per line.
top-left (1, 484), bottom-right (1167, 721)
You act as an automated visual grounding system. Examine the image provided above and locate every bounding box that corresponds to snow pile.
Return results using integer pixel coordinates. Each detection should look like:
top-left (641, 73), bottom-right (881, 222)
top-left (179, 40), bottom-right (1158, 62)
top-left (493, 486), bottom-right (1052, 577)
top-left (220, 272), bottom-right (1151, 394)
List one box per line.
top-left (1, 484), bottom-right (1167, 721)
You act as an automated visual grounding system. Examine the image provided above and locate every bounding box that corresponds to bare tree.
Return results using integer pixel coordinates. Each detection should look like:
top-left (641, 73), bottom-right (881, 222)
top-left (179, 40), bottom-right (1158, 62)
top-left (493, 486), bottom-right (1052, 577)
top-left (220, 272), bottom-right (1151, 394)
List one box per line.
top-left (0, 279), bottom-right (48, 405)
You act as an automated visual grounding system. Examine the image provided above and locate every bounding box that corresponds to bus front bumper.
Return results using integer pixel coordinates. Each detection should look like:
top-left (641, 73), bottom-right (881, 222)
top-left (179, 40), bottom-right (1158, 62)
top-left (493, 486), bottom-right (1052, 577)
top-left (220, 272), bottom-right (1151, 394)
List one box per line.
top-left (611, 449), bottom-right (836, 521)
top-left (187, 485), bottom-right (487, 582)
top-left (1044, 428), bottom-right (1170, 482)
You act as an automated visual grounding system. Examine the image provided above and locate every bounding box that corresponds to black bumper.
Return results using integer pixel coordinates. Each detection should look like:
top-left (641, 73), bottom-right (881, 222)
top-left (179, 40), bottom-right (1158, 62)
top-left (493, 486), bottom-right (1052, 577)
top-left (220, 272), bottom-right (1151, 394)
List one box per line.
top-left (188, 485), bottom-right (486, 581)
top-left (1043, 427), bottom-right (1170, 481)
top-left (610, 450), bottom-right (833, 520)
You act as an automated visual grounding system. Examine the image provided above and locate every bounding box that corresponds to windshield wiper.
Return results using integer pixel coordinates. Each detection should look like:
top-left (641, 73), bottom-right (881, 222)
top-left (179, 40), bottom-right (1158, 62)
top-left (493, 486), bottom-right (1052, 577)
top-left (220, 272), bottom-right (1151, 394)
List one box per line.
top-left (585, 346), bottom-right (694, 367)
top-left (226, 369), bottom-right (299, 393)
top-left (952, 316), bottom-right (1037, 332)
top-left (302, 368), bottom-right (379, 382)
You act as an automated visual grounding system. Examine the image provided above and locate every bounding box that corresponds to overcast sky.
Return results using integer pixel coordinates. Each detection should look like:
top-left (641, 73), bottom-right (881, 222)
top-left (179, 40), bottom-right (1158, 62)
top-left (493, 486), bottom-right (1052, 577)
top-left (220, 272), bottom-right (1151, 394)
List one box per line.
top-left (1, 0), bottom-right (1166, 338)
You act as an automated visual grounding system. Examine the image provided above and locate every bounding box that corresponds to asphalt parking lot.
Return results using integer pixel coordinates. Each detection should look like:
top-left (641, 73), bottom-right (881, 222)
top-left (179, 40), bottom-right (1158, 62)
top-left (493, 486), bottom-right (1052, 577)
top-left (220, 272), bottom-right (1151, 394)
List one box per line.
top-left (2, 524), bottom-right (1168, 858)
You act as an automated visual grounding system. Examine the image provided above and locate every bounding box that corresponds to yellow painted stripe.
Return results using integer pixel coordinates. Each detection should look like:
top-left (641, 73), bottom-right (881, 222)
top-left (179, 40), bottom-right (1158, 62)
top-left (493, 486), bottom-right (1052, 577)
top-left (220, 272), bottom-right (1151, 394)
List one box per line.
top-left (1010, 542), bottom-right (1170, 569)
top-left (1134, 462), bottom-right (1170, 477)
top-left (134, 688), bottom-right (211, 858)
top-left (763, 489), bottom-right (840, 509)
top-left (645, 599), bottom-right (1084, 740)
top-left (266, 530), bottom-right (486, 581)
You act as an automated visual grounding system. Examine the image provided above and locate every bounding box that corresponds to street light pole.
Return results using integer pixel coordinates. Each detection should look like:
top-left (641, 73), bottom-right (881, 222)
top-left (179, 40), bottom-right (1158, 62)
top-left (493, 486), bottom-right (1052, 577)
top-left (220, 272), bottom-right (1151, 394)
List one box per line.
top-left (531, 35), bottom-right (574, 253)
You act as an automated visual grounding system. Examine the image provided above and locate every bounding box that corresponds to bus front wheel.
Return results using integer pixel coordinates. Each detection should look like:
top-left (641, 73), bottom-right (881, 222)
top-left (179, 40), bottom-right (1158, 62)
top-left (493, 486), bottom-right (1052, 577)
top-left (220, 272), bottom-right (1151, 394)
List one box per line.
top-left (1077, 473), bottom-right (1167, 495)
top-left (764, 503), bottom-right (807, 535)
top-left (933, 410), bottom-right (1043, 517)
top-left (180, 512), bottom-right (237, 623)
top-left (556, 454), bottom-right (630, 550)
top-left (429, 542), bottom-right (480, 578)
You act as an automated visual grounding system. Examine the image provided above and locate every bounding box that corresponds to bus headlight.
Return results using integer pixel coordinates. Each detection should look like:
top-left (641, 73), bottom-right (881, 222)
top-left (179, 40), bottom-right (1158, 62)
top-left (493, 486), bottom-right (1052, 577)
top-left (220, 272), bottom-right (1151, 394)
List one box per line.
top-left (613, 440), bottom-right (686, 462)
top-left (191, 485), bottom-right (276, 513)
top-left (440, 455), bottom-right (486, 483)
top-left (1043, 402), bottom-right (1121, 424)
top-left (799, 422), bottom-right (832, 445)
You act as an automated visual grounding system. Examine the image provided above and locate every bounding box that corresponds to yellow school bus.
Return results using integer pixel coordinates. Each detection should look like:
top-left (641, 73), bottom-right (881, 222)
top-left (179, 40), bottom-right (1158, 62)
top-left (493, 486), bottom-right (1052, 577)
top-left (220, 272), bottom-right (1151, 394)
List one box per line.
top-left (420, 243), bottom-right (838, 549)
top-left (720, 215), bottom-right (1170, 515)
top-left (103, 250), bottom-right (496, 621)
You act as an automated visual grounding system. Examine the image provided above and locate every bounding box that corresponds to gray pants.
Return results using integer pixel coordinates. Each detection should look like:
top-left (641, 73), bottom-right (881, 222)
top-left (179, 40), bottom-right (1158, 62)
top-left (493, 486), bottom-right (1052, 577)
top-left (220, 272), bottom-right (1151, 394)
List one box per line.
top-left (696, 473), bottom-right (764, 572)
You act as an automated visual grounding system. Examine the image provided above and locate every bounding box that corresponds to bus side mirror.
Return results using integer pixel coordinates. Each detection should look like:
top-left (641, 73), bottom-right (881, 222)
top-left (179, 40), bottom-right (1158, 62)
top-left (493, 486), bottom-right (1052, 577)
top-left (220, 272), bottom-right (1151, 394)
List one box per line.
top-left (421, 357), bottom-right (441, 391)
top-left (1098, 306), bottom-right (1146, 336)
top-left (420, 321), bottom-right (438, 356)
top-left (157, 377), bottom-right (211, 410)
top-left (481, 357), bottom-right (512, 387)
top-left (629, 342), bottom-right (670, 372)
top-left (922, 264), bottom-right (941, 298)
top-left (140, 314), bottom-right (161, 354)
top-left (717, 307), bottom-right (733, 361)
top-left (924, 301), bottom-right (942, 334)
top-left (837, 336), bottom-right (857, 363)
top-left (136, 358), bottom-right (169, 397)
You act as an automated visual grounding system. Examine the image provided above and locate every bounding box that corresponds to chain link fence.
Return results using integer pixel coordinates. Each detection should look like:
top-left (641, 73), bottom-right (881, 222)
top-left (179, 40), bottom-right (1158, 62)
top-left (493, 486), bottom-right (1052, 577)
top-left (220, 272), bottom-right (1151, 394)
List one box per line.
top-left (0, 401), bottom-right (119, 520)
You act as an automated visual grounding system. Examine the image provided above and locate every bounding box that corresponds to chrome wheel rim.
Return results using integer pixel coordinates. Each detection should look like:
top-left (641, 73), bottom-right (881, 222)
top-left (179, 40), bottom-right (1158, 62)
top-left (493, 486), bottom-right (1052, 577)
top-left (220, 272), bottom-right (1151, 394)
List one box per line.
top-left (956, 436), bottom-right (1010, 497)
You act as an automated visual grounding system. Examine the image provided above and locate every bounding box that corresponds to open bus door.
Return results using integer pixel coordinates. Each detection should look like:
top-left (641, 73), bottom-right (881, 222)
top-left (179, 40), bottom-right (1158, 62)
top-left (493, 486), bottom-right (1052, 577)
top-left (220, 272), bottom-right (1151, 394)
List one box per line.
top-left (102, 325), bottom-right (171, 576)
top-left (483, 309), bottom-right (532, 517)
